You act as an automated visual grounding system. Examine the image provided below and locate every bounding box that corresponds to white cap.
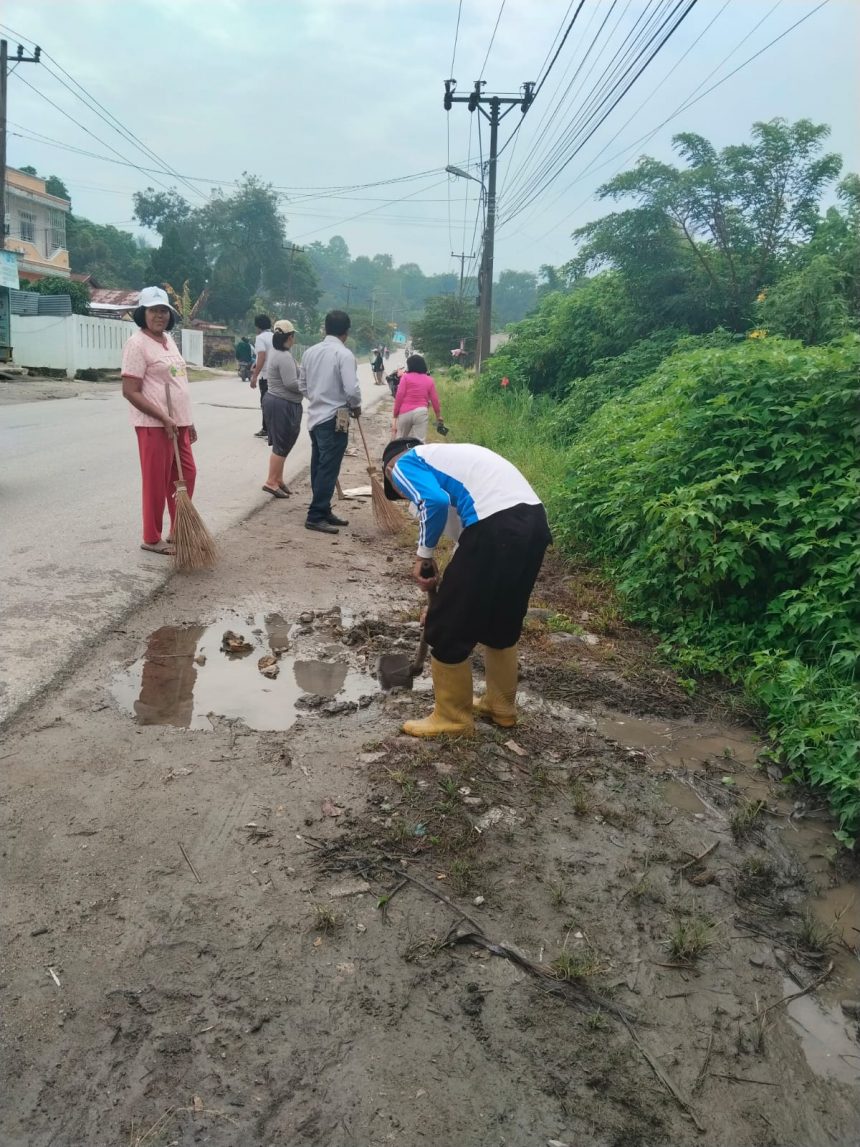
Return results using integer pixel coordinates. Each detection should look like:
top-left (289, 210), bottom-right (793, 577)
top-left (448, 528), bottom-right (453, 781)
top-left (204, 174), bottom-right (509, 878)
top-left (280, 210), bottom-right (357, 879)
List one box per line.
top-left (138, 286), bottom-right (179, 314)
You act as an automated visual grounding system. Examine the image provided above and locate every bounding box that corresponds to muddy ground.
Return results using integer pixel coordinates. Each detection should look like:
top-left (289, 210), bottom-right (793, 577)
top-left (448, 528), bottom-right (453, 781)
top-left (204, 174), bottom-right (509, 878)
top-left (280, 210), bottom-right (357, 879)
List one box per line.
top-left (1, 404), bottom-right (858, 1147)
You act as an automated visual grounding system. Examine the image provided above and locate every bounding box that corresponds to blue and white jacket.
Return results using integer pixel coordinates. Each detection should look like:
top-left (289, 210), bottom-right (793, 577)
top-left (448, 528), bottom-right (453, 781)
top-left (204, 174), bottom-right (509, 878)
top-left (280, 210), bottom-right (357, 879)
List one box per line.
top-left (391, 443), bottom-right (542, 559)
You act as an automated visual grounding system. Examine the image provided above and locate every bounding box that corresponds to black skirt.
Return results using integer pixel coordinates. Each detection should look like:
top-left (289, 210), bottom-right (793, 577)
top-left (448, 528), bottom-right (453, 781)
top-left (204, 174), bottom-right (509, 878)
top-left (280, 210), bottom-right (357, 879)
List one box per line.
top-left (424, 502), bottom-right (552, 664)
top-left (262, 394), bottom-right (302, 457)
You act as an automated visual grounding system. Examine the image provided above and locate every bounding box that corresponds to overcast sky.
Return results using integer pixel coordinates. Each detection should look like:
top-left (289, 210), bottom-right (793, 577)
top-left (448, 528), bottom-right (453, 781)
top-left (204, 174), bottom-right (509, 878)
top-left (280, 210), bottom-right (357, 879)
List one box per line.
top-left (4, 0), bottom-right (858, 282)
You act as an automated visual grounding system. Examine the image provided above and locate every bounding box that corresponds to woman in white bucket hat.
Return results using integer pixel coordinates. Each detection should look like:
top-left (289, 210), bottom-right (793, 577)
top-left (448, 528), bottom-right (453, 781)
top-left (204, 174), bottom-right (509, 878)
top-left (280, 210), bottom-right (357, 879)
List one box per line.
top-left (121, 287), bottom-right (198, 555)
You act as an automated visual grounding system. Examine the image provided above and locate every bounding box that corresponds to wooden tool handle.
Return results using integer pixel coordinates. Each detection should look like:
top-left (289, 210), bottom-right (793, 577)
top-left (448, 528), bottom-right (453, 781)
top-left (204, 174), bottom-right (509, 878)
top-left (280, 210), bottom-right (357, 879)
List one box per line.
top-left (354, 415), bottom-right (375, 474)
top-left (164, 383), bottom-right (185, 483)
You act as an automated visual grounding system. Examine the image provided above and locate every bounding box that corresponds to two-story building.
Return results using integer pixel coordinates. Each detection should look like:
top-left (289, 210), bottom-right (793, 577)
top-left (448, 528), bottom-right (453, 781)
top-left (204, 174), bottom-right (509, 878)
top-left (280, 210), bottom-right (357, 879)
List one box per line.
top-left (3, 166), bottom-right (71, 281)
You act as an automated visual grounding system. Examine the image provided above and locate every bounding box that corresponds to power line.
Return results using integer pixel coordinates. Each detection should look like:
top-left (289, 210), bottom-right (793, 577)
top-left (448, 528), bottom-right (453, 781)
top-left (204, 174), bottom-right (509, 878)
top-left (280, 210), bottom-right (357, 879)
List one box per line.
top-left (0, 20), bottom-right (204, 202)
top-left (478, 0), bottom-right (506, 79)
top-left (520, 0), bottom-right (802, 243)
top-left (508, 0), bottom-right (736, 238)
top-left (449, 0), bottom-right (463, 76)
top-left (502, 0), bottom-right (670, 216)
top-left (501, 0), bottom-right (700, 226)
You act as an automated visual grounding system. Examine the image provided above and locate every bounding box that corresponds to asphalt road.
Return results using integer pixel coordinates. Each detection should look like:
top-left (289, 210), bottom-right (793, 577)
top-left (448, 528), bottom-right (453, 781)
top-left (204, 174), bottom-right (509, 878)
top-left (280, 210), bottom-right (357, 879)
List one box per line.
top-left (0, 357), bottom-right (396, 727)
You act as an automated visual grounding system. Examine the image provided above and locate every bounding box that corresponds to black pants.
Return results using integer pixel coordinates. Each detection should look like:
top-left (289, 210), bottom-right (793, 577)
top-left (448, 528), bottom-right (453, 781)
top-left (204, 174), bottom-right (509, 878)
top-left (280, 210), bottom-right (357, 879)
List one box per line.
top-left (425, 503), bottom-right (552, 664)
top-left (307, 416), bottom-right (349, 523)
top-left (259, 377), bottom-right (268, 432)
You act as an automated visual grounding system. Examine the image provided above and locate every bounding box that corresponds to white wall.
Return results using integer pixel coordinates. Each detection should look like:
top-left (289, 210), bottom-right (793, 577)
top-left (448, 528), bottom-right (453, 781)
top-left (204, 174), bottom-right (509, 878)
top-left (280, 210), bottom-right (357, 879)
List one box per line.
top-left (11, 315), bottom-right (135, 377)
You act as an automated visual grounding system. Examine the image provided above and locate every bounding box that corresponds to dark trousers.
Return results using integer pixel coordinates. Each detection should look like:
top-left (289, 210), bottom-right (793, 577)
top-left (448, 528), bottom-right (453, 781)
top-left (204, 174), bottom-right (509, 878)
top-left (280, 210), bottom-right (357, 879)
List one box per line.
top-left (258, 377), bottom-right (268, 432)
top-left (425, 503), bottom-right (552, 664)
top-left (307, 416), bottom-right (349, 523)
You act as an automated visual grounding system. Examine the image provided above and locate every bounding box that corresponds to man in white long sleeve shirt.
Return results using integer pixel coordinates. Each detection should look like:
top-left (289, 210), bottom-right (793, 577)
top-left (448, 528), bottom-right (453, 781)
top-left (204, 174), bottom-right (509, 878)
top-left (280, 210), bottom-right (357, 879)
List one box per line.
top-left (381, 437), bottom-right (552, 738)
top-left (298, 310), bottom-right (362, 534)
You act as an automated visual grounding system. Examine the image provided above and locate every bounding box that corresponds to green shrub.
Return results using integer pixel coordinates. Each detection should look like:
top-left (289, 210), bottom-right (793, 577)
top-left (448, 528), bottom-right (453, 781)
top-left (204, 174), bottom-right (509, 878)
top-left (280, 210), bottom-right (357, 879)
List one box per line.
top-left (562, 335), bottom-right (859, 836)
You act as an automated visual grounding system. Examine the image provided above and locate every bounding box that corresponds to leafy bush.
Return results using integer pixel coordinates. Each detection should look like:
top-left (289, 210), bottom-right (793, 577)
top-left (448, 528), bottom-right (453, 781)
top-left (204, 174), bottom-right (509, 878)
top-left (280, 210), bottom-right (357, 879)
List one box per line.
top-left (479, 273), bottom-right (650, 398)
top-left (562, 336), bottom-right (860, 835)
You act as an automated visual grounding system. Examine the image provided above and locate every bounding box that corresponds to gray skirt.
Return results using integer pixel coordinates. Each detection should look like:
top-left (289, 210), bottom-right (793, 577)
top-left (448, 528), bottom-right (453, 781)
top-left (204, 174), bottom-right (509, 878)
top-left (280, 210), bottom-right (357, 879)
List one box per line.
top-left (262, 393), bottom-right (302, 457)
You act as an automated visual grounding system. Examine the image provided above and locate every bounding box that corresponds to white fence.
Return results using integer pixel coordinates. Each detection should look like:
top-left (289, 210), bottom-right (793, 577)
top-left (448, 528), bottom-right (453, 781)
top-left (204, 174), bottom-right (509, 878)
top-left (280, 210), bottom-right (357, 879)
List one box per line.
top-left (10, 316), bottom-right (204, 375)
top-left (178, 327), bottom-right (203, 366)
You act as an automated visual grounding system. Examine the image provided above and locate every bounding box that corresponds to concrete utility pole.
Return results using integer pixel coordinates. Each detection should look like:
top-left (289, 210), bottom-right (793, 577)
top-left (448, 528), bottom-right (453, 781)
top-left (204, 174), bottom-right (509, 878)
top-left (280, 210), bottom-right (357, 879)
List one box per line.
top-left (1, 40), bottom-right (42, 364)
top-left (444, 79), bottom-right (533, 372)
top-left (450, 251), bottom-right (471, 299)
top-left (282, 242), bottom-right (304, 309)
top-left (1, 41), bottom-right (42, 243)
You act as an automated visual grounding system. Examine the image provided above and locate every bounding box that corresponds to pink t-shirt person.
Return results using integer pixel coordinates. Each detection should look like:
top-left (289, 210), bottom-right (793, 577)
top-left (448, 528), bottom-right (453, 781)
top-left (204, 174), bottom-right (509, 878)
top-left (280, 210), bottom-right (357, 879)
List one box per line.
top-left (393, 371), bottom-right (441, 419)
top-left (121, 329), bottom-right (194, 427)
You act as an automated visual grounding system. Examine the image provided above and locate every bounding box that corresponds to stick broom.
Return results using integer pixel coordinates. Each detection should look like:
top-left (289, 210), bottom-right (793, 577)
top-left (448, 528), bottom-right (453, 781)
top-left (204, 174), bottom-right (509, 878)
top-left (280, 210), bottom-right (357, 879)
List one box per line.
top-left (165, 384), bottom-right (217, 572)
top-left (354, 415), bottom-right (403, 534)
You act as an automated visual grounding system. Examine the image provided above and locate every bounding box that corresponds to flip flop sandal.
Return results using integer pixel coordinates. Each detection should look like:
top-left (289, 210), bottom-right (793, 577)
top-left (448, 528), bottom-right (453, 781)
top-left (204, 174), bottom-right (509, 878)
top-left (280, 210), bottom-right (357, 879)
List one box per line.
top-left (262, 485), bottom-right (289, 499)
top-left (141, 540), bottom-right (175, 555)
top-left (278, 483), bottom-right (291, 495)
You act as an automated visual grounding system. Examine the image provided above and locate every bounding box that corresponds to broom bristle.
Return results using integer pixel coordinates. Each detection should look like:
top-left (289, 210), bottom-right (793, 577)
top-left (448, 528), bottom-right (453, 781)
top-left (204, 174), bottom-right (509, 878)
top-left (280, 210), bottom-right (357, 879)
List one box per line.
top-left (172, 486), bottom-right (217, 571)
top-left (368, 470), bottom-right (405, 534)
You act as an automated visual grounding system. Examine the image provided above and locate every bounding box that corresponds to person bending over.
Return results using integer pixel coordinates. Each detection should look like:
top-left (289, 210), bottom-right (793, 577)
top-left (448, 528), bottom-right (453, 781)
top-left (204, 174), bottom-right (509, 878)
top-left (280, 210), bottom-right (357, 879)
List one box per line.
top-left (381, 438), bottom-right (552, 737)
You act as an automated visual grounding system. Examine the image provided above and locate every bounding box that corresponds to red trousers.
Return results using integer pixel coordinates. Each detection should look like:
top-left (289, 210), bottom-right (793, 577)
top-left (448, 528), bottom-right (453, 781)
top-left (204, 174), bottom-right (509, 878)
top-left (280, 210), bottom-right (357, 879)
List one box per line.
top-left (135, 426), bottom-right (197, 544)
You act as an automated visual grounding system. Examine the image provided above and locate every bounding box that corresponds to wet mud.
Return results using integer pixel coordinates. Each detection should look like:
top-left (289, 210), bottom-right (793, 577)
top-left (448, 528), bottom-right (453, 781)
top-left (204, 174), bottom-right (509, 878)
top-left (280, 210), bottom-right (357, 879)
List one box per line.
top-left (0, 406), bottom-right (858, 1147)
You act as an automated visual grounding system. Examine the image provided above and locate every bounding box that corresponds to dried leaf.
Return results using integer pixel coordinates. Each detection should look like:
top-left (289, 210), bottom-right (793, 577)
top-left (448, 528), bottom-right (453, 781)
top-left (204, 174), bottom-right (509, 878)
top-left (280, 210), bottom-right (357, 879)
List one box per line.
top-left (504, 739), bottom-right (529, 757)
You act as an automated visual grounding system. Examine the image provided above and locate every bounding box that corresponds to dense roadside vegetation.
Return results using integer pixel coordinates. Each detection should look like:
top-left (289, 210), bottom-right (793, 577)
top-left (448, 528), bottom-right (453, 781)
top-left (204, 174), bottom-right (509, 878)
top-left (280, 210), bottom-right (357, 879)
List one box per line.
top-left (436, 120), bottom-right (860, 842)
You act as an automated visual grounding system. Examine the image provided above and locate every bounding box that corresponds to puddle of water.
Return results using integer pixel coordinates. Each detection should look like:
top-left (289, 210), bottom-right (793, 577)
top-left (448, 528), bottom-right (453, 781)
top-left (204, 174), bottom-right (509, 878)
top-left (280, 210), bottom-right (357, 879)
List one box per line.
top-left (597, 711), bottom-right (759, 771)
top-left (662, 779), bottom-right (705, 814)
top-left (784, 978), bottom-right (860, 1086)
top-left (112, 614), bottom-right (379, 731)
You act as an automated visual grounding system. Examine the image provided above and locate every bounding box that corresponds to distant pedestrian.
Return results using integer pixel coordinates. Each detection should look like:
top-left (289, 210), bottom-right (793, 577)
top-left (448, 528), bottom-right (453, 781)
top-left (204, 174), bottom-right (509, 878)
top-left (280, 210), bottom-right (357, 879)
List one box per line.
top-left (121, 286), bottom-right (197, 556)
top-left (298, 310), bottom-right (362, 534)
top-left (371, 347), bottom-right (385, 385)
top-left (391, 354), bottom-right (442, 442)
top-left (235, 335), bottom-right (254, 381)
top-left (261, 320), bottom-right (303, 499)
top-left (250, 314), bottom-right (273, 438)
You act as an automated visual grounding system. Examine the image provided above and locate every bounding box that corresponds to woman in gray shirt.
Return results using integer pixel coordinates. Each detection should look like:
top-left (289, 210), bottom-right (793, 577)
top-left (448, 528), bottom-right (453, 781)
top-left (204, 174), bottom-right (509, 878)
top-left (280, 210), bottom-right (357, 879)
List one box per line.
top-left (261, 320), bottom-right (304, 498)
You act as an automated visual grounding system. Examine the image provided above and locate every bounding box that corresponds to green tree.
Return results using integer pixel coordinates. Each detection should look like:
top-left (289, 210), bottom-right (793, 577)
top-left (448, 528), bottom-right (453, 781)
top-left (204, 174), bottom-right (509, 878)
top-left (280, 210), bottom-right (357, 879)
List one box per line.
top-left (411, 296), bottom-right (476, 367)
top-left (493, 270), bottom-right (538, 326)
top-left (134, 176), bottom-right (320, 325)
top-left (572, 119), bottom-right (843, 329)
top-left (67, 215), bottom-right (150, 287)
top-left (45, 175), bottom-right (71, 201)
top-left (20, 275), bottom-right (90, 314)
top-left (757, 255), bottom-right (852, 344)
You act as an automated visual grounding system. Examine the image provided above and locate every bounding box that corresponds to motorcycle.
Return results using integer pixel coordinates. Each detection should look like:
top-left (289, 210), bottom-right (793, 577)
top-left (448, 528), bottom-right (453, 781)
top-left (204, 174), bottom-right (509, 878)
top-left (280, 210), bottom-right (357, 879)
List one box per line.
top-left (237, 361), bottom-right (252, 382)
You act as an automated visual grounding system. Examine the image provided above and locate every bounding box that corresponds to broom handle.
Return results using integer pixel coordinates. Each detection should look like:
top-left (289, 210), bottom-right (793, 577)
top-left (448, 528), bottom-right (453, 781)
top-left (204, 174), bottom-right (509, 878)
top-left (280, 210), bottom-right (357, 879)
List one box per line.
top-left (164, 383), bottom-right (185, 483)
top-left (354, 415), bottom-right (375, 473)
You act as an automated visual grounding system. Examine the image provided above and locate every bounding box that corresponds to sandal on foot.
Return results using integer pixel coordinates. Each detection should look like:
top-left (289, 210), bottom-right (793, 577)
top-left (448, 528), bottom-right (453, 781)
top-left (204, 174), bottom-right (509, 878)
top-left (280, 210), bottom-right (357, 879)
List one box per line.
top-left (262, 485), bottom-right (289, 499)
top-left (278, 483), bottom-right (291, 495)
top-left (141, 540), bottom-right (175, 555)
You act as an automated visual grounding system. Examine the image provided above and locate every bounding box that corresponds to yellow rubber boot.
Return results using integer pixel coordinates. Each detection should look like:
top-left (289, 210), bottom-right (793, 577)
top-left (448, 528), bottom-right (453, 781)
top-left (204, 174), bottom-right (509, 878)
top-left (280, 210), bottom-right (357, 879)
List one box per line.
top-left (474, 644), bottom-right (519, 727)
top-left (402, 657), bottom-right (475, 738)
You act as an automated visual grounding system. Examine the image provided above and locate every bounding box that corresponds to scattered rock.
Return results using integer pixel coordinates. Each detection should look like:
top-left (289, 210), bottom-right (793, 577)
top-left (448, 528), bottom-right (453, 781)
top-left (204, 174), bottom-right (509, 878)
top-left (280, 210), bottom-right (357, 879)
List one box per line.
top-left (840, 1000), bottom-right (860, 1020)
top-left (194, 654), bottom-right (206, 666)
top-left (748, 948), bottom-right (774, 968)
top-left (473, 895), bottom-right (486, 906)
top-left (358, 751), bottom-right (387, 764)
top-left (357, 694), bottom-right (374, 708)
top-left (504, 739), bottom-right (529, 757)
top-left (299, 611), bottom-right (315, 625)
top-left (475, 806), bottom-right (522, 833)
top-left (328, 878), bottom-right (371, 899)
top-left (221, 630), bottom-right (253, 656)
top-left (321, 798), bottom-right (345, 817)
top-left (296, 694), bottom-right (326, 709)
top-left (548, 632), bottom-right (578, 646)
top-left (321, 699), bottom-right (358, 717)
top-left (257, 654), bottom-right (280, 679)
top-left (463, 796), bottom-right (484, 807)
top-left (432, 760), bottom-right (455, 776)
